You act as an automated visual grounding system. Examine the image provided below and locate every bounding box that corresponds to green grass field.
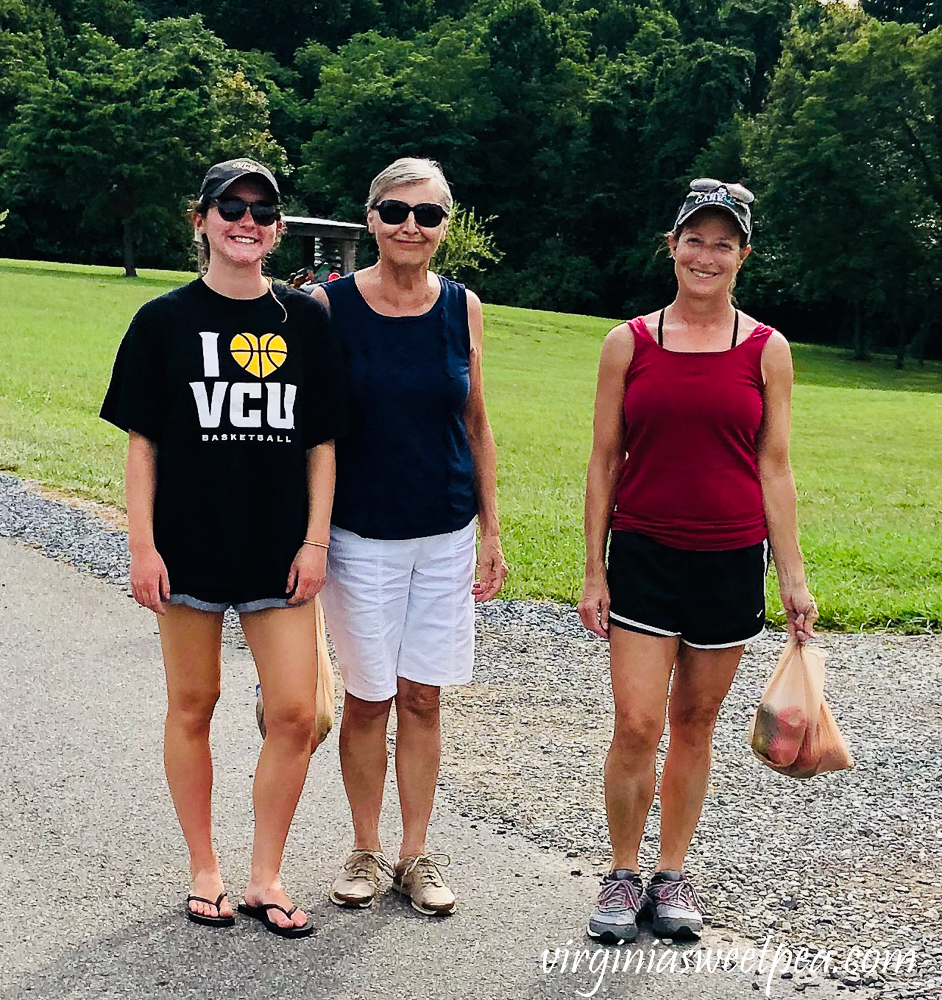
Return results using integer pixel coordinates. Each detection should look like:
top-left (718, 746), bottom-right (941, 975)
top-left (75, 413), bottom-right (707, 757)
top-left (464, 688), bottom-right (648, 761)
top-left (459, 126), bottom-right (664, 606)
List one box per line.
top-left (2, 257), bottom-right (940, 631)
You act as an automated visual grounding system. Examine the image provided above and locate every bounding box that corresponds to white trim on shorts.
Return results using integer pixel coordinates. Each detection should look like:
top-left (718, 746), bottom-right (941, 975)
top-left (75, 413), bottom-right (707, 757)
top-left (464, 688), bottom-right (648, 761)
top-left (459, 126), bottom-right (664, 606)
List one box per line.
top-left (682, 627), bottom-right (766, 650)
top-left (608, 611), bottom-right (681, 637)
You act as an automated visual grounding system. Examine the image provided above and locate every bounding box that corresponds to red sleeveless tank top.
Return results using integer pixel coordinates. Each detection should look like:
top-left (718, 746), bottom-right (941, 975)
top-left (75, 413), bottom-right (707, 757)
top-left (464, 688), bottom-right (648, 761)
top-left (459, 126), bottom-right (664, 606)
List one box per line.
top-left (610, 316), bottom-right (773, 550)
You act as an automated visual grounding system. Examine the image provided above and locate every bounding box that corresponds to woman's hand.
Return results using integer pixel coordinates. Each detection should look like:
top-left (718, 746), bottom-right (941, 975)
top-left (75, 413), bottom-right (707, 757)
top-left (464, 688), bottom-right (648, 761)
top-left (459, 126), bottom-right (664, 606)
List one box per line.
top-left (473, 534), bottom-right (508, 602)
top-left (287, 545), bottom-right (327, 605)
top-left (578, 574), bottom-right (611, 639)
top-left (782, 583), bottom-right (818, 644)
top-left (130, 545), bottom-right (170, 615)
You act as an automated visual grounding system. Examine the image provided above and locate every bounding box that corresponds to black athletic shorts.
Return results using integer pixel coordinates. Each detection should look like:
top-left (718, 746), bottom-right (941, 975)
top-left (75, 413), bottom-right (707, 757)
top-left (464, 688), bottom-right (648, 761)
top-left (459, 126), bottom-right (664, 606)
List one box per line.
top-left (606, 530), bottom-right (769, 649)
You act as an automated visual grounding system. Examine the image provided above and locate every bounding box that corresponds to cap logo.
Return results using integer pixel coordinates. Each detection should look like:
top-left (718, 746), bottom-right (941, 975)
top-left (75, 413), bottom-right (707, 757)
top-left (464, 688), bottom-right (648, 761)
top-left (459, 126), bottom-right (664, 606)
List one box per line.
top-left (232, 160), bottom-right (260, 172)
top-left (693, 189), bottom-right (735, 207)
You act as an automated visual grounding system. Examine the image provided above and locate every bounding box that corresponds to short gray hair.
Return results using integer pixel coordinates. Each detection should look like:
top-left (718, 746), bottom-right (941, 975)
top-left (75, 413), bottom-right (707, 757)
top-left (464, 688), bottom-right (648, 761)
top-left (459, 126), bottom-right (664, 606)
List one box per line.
top-left (366, 157), bottom-right (454, 214)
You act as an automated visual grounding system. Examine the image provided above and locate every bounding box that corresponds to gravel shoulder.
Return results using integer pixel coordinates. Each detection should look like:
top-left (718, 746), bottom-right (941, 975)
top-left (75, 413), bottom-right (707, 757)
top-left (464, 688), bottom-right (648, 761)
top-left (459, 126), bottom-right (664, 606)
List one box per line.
top-left (2, 472), bottom-right (941, 999)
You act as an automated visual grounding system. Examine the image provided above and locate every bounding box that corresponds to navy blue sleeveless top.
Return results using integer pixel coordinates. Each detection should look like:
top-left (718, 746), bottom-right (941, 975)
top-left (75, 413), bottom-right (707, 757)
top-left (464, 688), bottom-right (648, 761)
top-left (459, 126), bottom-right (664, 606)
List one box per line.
top-left (324, 273), bottom-right (478, 539)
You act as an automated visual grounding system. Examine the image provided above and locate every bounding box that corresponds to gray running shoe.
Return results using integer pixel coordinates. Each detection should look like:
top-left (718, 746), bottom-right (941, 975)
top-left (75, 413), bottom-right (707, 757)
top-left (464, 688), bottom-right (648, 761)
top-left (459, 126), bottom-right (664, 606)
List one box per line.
top-left (641, 870), bottom-right (705, 940)
top-left (586, 869), bottom-right (644, 943)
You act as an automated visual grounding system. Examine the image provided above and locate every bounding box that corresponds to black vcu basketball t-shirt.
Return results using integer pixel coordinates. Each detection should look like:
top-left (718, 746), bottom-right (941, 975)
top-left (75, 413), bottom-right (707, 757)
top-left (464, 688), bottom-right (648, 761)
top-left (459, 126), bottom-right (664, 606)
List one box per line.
top-left (101, 279), bottom-right (348, 605)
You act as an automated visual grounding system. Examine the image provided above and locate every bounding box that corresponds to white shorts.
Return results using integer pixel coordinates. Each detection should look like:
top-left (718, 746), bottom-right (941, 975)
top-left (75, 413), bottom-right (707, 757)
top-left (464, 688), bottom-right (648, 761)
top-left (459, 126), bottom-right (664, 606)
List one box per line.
top-left (320, 521), bottom-right (476, 702)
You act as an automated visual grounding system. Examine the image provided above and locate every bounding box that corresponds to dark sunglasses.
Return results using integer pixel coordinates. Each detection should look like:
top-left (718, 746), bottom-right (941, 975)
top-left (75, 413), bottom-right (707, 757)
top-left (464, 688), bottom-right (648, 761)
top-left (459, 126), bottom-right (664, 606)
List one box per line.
top-left (373, 200), bottom-right (448, 228)
top-left (211, 197), bottom-right (280, 226)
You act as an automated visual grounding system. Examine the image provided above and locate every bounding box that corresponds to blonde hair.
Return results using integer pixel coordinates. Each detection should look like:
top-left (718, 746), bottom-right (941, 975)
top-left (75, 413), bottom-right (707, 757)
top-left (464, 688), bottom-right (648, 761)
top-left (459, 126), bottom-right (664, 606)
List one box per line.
top-left (366, 157), bottom-right (453, 214)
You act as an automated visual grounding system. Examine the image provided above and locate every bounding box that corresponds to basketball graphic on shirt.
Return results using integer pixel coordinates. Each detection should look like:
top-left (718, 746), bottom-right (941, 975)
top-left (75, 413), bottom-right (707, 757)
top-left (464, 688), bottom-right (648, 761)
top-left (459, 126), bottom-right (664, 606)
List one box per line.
top-left (230, 333), bottom-right (288, 378)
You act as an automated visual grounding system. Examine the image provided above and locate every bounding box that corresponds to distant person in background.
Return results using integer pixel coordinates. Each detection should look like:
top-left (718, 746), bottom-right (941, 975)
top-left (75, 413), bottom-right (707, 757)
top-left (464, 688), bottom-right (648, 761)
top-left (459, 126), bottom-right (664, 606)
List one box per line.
top-left (101, 157), bottom-right (347, 938)
top-left (312, 156), bottom-right (507, 916)
top-left (578, 179), bottom-right (816, 943)
top-left (299, 266), bottom-right (319, 294)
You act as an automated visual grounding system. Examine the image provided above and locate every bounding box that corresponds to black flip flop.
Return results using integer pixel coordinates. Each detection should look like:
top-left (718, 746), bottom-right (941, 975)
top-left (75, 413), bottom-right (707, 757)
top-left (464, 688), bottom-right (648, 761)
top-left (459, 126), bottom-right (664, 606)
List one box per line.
top-left (237, 901), bottom-right (314, 938)
top-left (185, 891), bottom-right (235, 928)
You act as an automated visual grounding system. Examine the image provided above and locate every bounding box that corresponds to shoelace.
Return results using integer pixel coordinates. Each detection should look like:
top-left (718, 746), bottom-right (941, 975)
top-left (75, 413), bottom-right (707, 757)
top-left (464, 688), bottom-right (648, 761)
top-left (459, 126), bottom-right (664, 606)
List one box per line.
top-left (649, 877), bottom-right (705, 912)
top-left (400, 853), bottom-right (450, 886)
top-left (598, 874), bottom-right (643, 909)
top-left (345, 850), bottom-right (394, 880)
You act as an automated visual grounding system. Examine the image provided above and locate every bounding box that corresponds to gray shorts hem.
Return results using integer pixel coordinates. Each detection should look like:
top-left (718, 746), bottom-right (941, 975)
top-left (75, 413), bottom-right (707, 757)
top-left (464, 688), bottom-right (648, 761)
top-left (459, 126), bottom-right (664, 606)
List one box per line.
top-left (168, 593), bottom-right (299, 614)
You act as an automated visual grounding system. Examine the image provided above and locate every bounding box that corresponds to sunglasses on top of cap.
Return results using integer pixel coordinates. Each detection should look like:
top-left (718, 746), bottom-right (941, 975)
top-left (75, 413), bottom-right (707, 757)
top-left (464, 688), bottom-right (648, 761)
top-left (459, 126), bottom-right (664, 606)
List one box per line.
top-left (373, 200), bottom-right (448, 228)
top-left (688, 177), bottom-right (754, 205)
top-left (211, 197), bottom-right (280, 227)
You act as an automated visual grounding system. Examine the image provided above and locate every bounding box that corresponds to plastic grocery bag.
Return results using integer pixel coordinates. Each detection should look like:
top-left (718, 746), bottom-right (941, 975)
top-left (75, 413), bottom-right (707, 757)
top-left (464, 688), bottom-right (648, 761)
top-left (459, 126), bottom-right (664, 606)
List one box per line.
top-left (311, 595), bottom-right (335, 750)
top-left (749, 638), bottom-right (826, 767)
top-left (256, 595), bottom-right (335, 753)
top-left (770, 700), bottom-right (854, 779)
top-left (750, 638), bottom-right (854, 779)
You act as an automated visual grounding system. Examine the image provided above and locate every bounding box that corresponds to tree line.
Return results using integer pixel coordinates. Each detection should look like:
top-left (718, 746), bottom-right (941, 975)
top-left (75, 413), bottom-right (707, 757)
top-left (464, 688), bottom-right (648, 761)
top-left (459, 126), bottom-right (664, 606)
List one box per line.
top-left (1, 0), bottom-right (940, 359)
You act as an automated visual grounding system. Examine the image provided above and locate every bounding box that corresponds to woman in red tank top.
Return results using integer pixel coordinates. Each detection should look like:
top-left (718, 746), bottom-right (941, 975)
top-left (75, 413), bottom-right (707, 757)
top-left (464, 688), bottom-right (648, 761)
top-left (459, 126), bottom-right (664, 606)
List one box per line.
top-left (578, 179), bottom-right (817, 944)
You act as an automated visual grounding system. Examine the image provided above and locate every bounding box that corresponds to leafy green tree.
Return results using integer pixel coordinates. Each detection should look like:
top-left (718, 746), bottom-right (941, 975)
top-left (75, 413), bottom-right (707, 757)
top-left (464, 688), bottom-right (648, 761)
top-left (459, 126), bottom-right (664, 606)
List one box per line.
top-left (0, 0), bottom-right (63, 135)
top-left (860, 1), bottom-right (940, 32)
top-left (297, 25), bottom-right (495, 219)
top-left (137, 0), bottom-right (456, 56)
top-left (746, 5), bottom-right (937, 357)
top-left (431, 202), bottom-right (503, 283)
top-left (42, 0), bottom-right (143, 45)
top-left (1, 16), bottom-right (286, 274)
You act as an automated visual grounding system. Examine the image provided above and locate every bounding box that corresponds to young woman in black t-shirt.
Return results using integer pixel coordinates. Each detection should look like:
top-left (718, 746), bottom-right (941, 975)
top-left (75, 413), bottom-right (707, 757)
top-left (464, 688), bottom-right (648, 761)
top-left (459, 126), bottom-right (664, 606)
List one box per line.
top-left (101, 159), bottom-right (347, 937)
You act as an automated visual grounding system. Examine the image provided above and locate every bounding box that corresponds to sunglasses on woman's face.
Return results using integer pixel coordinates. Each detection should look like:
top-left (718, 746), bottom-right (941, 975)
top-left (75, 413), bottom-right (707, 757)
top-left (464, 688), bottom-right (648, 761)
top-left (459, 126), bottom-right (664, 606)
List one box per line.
top-left (211, 197), bottom-right (280, 226)
top-left (373, 200), bottom-right (448, 228)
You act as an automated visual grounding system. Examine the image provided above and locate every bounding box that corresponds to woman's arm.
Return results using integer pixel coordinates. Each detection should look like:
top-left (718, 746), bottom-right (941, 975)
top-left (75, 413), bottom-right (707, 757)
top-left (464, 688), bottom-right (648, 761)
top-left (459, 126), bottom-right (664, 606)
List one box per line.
top-left (287, 440), bottom-right (336, 604)
top-left (463, 290), bottom-right (508, 602)
top-left (757, 332), bottom-right (817, 642)
top-left (577, 325), bottom-right (634, 638)
top-left (126, 430), bottom-right (170, 614)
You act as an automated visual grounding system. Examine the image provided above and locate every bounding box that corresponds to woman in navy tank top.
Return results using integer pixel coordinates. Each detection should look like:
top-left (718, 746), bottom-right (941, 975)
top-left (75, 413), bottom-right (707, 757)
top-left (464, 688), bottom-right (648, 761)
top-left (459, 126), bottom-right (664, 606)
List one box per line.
top-left (578, 180), bottom-right (817, 943)
top-left (313, 158), bottom-right (507, 916)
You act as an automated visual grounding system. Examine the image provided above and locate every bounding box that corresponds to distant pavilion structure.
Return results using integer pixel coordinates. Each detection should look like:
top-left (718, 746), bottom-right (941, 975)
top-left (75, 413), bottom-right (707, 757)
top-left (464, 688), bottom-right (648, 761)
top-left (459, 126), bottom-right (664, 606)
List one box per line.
top-left (195, 214), bottom-right (366, 274)
top-left (282, 215), bottom-right (367, 275)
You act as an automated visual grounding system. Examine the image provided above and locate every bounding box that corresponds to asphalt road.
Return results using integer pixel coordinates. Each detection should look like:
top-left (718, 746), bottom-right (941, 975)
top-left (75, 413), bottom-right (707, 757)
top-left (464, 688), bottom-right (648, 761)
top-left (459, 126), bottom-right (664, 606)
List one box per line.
top-left (0, 536), bottom-right (847, 1000)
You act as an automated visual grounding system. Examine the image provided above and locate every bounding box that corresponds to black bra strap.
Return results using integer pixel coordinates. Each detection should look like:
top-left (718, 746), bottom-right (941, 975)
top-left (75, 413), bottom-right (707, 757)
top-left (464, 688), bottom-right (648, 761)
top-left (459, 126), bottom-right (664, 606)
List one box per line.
top-left (660, 308), bottom-right (739, 348)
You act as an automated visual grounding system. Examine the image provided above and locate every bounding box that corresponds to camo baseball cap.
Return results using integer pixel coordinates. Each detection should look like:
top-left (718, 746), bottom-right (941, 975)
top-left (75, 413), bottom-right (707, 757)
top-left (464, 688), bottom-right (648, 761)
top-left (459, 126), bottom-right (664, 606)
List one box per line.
top-left (674, 178), bottom-right (754, 241)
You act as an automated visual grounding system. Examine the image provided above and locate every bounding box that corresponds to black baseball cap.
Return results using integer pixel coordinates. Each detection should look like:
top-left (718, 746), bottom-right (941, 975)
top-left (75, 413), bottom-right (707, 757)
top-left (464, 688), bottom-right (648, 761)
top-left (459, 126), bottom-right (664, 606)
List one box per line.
top-left (199, 158), bottom-right (280, 203)
top-left (674, 178), bottom-right (754, 241)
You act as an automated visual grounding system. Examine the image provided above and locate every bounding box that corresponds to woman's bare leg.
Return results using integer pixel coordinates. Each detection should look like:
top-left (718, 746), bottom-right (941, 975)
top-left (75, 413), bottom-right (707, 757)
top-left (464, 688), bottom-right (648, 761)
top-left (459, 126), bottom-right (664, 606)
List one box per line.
top-left (339, 693), bottom-right (394, 852)
top-left (657, 643), bottom-right (743, 872)
top-left (394, 678), bottom-right (441, 858)
top-left (606, 629), bottom-right (678, 871)
top-left (158, 604), bottom-right (232, 919)
top-left (240, 604), bottom-right (319, 930)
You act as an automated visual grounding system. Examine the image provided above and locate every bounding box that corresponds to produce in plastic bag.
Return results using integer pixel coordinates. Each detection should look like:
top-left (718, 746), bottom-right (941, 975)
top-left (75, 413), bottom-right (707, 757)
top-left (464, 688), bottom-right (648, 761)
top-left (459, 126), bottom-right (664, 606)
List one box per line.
top-left (750, 639), bottom-right (854, 780)
top-left (765, 700), bottom-right (855, 779)
top-left (749, 638), bottom-right (826, 766)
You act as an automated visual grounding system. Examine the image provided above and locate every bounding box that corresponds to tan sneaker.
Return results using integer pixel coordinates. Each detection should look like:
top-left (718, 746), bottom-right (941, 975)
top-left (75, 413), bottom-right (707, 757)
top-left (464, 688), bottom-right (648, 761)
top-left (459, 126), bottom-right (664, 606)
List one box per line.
top-left (393, 854), bottom-right (455, 915)
top-left (330, 851), bottom-right (392, 909)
